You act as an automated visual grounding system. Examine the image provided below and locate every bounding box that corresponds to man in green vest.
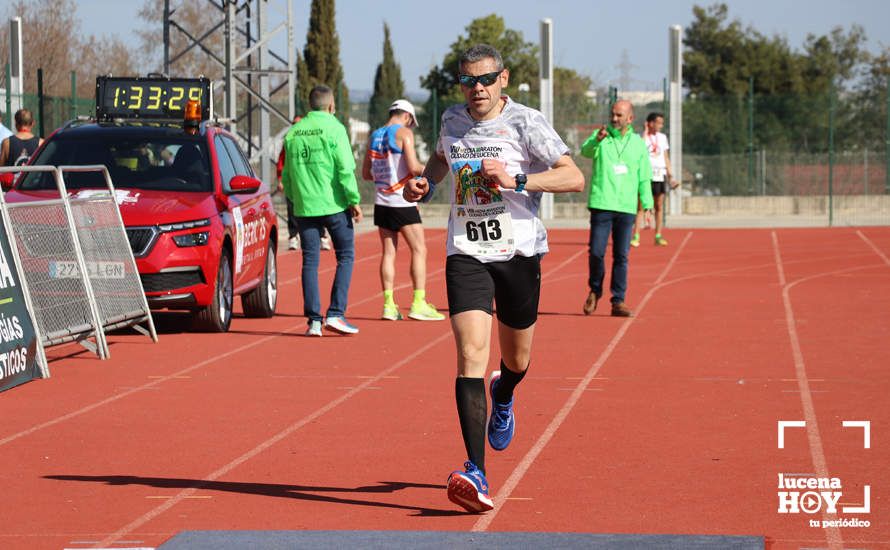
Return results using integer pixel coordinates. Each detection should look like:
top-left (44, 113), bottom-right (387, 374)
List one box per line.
top-left (580, 99), bottom-right (653, 317)
top-left (281, 85), bottom-right (363, 336)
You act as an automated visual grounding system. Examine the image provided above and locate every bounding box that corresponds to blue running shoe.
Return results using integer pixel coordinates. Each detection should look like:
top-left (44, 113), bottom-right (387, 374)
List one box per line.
top-left (487, 371), bottom-right (515, 451)
top-left (324, 316), bottom-right (359, 334)
top-left (447, 461), bottom-right (493, 513)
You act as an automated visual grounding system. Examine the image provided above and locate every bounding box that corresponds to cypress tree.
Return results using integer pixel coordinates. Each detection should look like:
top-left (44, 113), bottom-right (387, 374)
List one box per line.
top-left (368, 23), bottom-right (406, 131)
top-left (296, 51), bottom-right (312, 116)
top-left (298, 0), bottom-right (350, 126)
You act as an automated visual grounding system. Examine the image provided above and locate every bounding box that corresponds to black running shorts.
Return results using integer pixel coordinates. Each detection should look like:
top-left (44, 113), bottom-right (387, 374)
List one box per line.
top-left (445, 253), bottom-right (541, 329)
top-left (374, 204), bottom-right (422, 231)
top-left (651, 180), bottom-right (667, 196)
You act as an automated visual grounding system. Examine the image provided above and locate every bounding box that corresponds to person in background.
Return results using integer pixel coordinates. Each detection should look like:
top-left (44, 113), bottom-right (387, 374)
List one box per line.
top-left (0, 109), bottom-right (43, 189)
top-left (281, 86), bottom-right (362, 337)
top-left (580, 99), bottom-right (653, 318)
top-left (631, 112), bottom-right (679, 247)
top-left (362, 99), bottom-right (444, 322)
top-left (277, 115), bottom-right (332, 251)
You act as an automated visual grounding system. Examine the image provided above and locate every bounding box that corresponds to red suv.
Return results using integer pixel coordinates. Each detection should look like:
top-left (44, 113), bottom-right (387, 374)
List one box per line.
top-left (6, 107), bottom-right (278, 332)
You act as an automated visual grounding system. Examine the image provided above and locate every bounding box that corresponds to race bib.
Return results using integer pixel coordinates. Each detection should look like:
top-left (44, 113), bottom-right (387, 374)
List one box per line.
top-left (452, 202), bottom-right (515, 257)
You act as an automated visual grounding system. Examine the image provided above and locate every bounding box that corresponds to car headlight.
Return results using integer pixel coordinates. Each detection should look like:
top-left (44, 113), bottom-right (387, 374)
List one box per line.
top-left (159, 218), bottom-right (211, 232)
top-left (172, 231), bottom-right (210, 247)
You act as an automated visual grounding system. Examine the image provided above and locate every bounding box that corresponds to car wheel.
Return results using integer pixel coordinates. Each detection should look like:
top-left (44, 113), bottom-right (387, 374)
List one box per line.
top-left (194, 248), bottom-right (233, 332)
top-left (242, 238), bottom-right (277, 318)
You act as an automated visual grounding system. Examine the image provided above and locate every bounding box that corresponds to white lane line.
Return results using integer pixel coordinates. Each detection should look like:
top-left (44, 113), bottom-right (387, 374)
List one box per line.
top-left (856, 229), bottom-right (890, 266)
top-left (96, 245), bottom-right (586, 547)
top-left (94, 331), bottom-right (454, 548)
top-left (0, 248), bottom-right (388, 448)
top-left (0, 245), bottom-right (445, 448)
top-left (772, 231), bottom-right (842, 550)
top-left (472, 232), bottom-right (693, 532)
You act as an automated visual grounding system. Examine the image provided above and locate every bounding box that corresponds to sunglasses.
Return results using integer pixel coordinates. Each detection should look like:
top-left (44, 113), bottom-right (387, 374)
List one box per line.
top-left (458, 70), bottom-right (502, 87)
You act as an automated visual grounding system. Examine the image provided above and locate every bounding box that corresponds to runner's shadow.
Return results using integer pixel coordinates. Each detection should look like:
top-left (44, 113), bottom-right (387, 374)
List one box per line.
top-left (44, 474), bottom-right (467, 517)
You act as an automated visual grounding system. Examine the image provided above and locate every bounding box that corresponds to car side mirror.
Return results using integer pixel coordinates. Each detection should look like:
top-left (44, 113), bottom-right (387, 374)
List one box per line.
top-left (228, 174), bottom-right (261, 194)
top-left (0, 172), bottom-right (17, 192)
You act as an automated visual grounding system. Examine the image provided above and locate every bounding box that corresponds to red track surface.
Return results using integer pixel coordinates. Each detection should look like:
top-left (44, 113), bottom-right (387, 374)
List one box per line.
top-left (1, 227), bottom-right (888, 549)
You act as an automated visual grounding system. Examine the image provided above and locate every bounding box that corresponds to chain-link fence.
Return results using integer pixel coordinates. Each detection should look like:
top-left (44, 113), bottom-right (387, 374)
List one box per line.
top-left (408, 77), bottom-right (890, 226)
top-left (3, 67), bottom-right (95, 138)
top-left (414, 90), bottom-right (664, 208)
top-left (680, 80), bottom-right (890, 226)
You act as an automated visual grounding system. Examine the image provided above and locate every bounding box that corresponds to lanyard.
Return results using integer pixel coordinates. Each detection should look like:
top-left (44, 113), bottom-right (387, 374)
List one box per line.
top-left (612, 132), bottom-right (631, 161)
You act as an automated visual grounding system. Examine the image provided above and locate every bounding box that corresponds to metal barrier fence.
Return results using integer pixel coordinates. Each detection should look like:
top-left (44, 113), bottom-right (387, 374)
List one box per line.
top-left (0, 166), bottom-right (107, 356)
top-left (0, 177), bottom-right (50, 386)
top-left (62, 166), bottom-right (158, 339)
top-left (0, 165), bottom-right (157, 359)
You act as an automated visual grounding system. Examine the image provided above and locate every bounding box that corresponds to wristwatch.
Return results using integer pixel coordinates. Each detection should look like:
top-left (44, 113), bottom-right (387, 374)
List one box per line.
top-left (514, 173), bottom-right (527, 192)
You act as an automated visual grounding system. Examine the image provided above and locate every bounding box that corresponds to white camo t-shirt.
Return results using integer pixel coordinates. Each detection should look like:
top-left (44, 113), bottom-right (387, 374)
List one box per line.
top-left (436, 97), bottom-right (569, 263)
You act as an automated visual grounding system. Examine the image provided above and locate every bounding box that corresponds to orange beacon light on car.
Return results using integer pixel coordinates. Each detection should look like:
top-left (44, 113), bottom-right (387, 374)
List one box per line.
top-left (184, 100), bottom-right (201, 134)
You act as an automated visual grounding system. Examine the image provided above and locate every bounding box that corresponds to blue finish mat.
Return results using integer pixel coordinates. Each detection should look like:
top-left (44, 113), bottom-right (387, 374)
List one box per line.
top-left (160, 530), bottom-right (764, 549)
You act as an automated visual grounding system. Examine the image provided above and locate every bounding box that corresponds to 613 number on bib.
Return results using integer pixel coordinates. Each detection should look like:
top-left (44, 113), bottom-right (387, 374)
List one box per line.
top-left (465, 219), bottom-right (502, 242)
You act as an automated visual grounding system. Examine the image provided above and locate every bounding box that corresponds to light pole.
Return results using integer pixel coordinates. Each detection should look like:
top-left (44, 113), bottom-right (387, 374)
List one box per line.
top-left (518, 82), bottom-right (530, 107)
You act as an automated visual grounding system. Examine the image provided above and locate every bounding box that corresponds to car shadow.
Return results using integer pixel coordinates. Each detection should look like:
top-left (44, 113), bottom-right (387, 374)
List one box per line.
top-left (141, 311), bottom-right (195, 334)
top-left (44, 474), bottom-right (467, 517)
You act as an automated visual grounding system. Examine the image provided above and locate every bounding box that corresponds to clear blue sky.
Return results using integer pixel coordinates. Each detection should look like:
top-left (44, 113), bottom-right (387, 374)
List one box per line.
top-left (74, 0), bottom-right (890, 94)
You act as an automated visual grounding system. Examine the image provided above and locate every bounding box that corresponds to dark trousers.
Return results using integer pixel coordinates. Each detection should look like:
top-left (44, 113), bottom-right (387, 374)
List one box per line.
top-left (286, 197), bottom-right (299, 239)
top-left (587, 208), bottom-right (636, 304)
top-left (296, 210), bottom-right (354, 322)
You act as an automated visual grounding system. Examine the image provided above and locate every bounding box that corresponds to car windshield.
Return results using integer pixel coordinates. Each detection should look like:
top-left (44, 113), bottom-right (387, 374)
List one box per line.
top-left (18, 134), bottom-right (212, 192)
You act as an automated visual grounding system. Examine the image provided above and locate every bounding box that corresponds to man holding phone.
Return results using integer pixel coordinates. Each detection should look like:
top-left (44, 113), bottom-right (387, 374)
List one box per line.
top-left (581, 99), bottom-right (653, 318)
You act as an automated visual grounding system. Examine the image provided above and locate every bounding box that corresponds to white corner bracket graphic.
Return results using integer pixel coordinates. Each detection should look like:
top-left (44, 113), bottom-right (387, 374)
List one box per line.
top-left (842, 485), bottom-right (871, 514)
top-left (842, 420), bottom-right (871, 449)
top-left (778, 420), bottom-right (806, 449)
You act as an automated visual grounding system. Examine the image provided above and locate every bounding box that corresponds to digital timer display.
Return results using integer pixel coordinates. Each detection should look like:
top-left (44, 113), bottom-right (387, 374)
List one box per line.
top-left (96, 76), bottom-right (211, 120)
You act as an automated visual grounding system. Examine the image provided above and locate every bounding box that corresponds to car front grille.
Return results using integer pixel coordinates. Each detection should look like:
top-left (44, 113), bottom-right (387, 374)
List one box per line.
top-left (126, 227), bottom-right (158, 256)
top-left (140, 269), bottom-right (205, 292)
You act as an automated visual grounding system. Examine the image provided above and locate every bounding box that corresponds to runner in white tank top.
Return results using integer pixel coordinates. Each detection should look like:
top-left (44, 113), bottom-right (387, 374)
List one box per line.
top-left (361, 99), bottom-right (444, 322)
top-left (368, 123), bottom-right (414, 207)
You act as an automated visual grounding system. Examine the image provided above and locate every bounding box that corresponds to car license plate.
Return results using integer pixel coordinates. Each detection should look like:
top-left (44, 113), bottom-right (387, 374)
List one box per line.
top-left (49, 261), bottom-right (126, 279)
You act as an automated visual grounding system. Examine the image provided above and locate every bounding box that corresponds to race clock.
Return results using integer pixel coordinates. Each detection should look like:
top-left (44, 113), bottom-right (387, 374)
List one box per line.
top-left (96, 76), bottom-right (211, 121)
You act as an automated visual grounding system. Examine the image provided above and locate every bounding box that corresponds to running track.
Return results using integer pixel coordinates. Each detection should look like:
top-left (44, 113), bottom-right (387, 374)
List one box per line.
top-left (0, 227), bottom-right (887, 549)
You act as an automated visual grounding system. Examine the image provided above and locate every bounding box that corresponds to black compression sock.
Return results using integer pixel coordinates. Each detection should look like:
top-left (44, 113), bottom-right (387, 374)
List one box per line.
top-left (455, 377), bottom-right (486, 474)
top-left (493, 359), bottom-right (528, 404)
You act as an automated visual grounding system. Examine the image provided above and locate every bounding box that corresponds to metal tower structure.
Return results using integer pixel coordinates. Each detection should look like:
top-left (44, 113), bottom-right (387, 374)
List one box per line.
top-left (163, 0), bottom-right (296, 184)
